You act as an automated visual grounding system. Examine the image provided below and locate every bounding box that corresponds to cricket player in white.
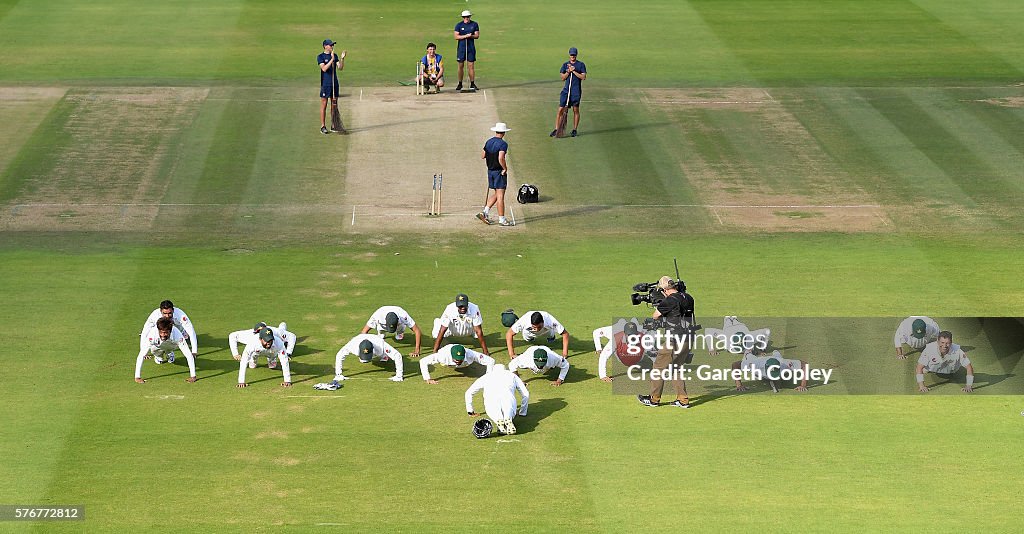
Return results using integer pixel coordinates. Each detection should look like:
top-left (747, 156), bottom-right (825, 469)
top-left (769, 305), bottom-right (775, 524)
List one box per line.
top-left (140, 300), bottom-right (198, 356)
top-left (333, 333), bottom-right (404, 382)
top-left (732, 350), bottom-right (808, 392)
top-left (135, 317), bottom-right (197, 383)
top-left (704, 316), bottom-right (770, 355)
top-left (894, 316), bottom-right (941, 359)
top-left (508, 345), bottom-right (569, 386)
top-left (432, 293), bottom-right (489, 355)
top-left (361, 305), bottom-right (423, 357)
top-left (419, 344), bottom-right (495, 384)
top-left (505, 310), bottom-right (569, 358)
top-left (465, 364), bottom-right (529, 435)
top-left (598, 319), bottom-right (654, 382)
top-left (593, 325), bottom-right (613, 353)
top-left (916, 331), bottom-right (974, 393)
top-left (229, 321), bottom-right (296, 360)
top-left (237, 327), bottom-right (292, 388)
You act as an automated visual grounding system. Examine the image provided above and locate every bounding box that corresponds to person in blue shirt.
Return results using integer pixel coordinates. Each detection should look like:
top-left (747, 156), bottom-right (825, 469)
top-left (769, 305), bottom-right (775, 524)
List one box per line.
top-left (453, 10), bottom-right (480, 91)
top-left (551, 47), bottom-right (587, 138)
top-left (477, 122), bottom-right (513, 227)
top-left (317, 39), bottom-right (346, 135)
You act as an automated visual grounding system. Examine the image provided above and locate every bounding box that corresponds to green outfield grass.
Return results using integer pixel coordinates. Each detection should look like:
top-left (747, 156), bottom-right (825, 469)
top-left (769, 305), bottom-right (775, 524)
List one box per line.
top-left (1, 0), bottom-right (1023, 531)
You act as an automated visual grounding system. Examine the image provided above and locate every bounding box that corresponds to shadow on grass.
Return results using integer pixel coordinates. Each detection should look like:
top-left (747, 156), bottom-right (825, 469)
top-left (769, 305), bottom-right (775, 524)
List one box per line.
top-left (929, 371), bottom-right (1013, 392)
top-left (584, 121), bottom-right (672, 136)
top-left (512, 397), bottom-right (567, 435)
top-left (519, 204), bottom-right (612, 224)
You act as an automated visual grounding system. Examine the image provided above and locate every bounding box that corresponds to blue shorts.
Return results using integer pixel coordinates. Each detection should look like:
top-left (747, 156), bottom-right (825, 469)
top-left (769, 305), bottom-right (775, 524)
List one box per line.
top-left (487, 170), bottom-right (506, 190)
top-left (559, 90), bottom-right (581, 107)
top-left (320, 83), bottom-right (339, 98)
top-left (457, 43), bottom-right (476, 63)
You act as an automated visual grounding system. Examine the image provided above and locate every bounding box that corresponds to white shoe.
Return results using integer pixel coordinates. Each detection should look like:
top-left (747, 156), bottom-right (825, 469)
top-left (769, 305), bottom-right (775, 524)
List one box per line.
top-left (395, 332), bottom-right (405, 341)
top-left (248, 358), bottom-right (257, 369)
top-left (154, 355), bottom-right (165, 364)
top-left (168, 352), bottom-right (176, 364)
top-left (503, 419), bottom-right (517, 435)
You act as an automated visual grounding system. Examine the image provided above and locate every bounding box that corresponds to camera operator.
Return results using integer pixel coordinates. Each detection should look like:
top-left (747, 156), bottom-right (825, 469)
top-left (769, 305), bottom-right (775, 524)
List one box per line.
top-left (637, 276), bottom-right (693, 408)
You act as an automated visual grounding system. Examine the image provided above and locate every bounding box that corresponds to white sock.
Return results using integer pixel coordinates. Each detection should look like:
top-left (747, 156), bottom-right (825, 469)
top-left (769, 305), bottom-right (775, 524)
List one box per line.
top-left (499, 216), bottom-right (507, 223)
top-left (482, 207), bottom-right (490, 216)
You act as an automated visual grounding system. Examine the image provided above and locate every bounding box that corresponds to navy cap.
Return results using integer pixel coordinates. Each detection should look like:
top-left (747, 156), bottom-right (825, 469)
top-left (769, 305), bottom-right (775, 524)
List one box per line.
top-left (259, 327), bottom-right (275, 343)
top-left (568, 47), bottom-right (578, 55)
top-left (455, 293), bottom-right (469, 308)
top-left (323, 39), bottom-right (336, 46)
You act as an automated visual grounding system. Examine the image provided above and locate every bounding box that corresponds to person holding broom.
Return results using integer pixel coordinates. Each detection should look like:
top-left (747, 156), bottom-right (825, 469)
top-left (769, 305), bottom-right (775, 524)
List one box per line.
top-left (318, 39), bottom-right (347, 134)
top-left (551, 47), bottom-right (586, 138)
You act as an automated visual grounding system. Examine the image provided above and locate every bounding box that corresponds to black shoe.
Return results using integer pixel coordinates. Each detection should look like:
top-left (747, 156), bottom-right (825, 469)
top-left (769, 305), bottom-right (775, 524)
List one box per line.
top-left (549, 130), bottom-right (557, 137)
top-left (637, 395), bottom-right (657, 407)
top-left (670, 400), bottom-right (691, 409)
top-left (571, 130), bottom-right (577, 137)
top-left (470, 82), bottom-right (479, 91)
top-left (320, 126), bottom-right (329, 135)
top-left (456, 83), bottom-right (463, 91)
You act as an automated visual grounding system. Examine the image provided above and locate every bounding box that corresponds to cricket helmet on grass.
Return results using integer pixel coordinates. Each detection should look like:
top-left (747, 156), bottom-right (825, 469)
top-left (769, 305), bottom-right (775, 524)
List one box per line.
top-left (473, 418), bottom-right (492, 439)
top-left (501, 309), bottom-right (518, 328)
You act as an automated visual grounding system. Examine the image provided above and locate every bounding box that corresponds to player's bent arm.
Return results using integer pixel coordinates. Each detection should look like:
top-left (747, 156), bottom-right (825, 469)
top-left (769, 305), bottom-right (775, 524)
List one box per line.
top-left (556, 357), bottom-right (570, 382)
top-left (915, 363), bottom-right (928, 392)
top-left (505, 329), bottom-right (516, 357)
top-left (280, 354), bottom-right (292, 386)
top-left (282, 330), bottom-right (297, 355)
top-left (228, 330), bottom-right (243, 358)
top-left (465, 378), bottom-right (485, 413)
top-left (432, 325), bottom-right (447, 353)
top-left (498, 151), bottom-right (507, 173)
top-left (508, 356), bottom-right (524, 374)
top-left (474, 325), bottom-right (489, 355)
top-left (335, 348), bottom-right (350, 380)
top-left (178, 340), bottom-right (197, 377)
top-left (134, 346), bottom-right (149, 380)
top-left (731, 361), bottom-right (747, 390)
top-left (182, 319), bottom-right (198, 354)
top-left (479, 354), bottom-right (496, 371)
top-left (412, 324), bottom-right (423, 355)
top-left (419, 355), bottom-right (437, 381)
top-left (515, 377), bottom-right (530, 415)
top-left (796, 360), bottom-right (809, 391)
top-left (238, 355), bottom-right (249, 385)
top-left (963, 363), bottom-right (975, 392)
top-left (392, 350), bottom-right (404, 381)
top-left (360, 325), bottom-right (372, 335)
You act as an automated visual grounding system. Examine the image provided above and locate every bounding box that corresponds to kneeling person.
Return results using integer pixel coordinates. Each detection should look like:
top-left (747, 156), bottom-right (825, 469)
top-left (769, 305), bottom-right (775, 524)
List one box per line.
top-left (465, 364), bottom-right (529, 436)
top-left (419, 344), bottom-right (494, 384)
top-left (334, 334), bottom-right (404, 383)
top-left (432, 293), bottom-right (488, 355)
top-left (508, 345), bottom-right (569, 386)
top-left (135, 317), bottom-right (197, 383)
top-left (916, 331), bottom-right (974, 393)
top-left (237, 327), bottom-right (292, 388)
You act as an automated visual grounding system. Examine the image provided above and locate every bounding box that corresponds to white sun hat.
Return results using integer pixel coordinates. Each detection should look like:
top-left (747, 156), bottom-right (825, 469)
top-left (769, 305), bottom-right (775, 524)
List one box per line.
top-left (490, 122), bottom-right (511, 132)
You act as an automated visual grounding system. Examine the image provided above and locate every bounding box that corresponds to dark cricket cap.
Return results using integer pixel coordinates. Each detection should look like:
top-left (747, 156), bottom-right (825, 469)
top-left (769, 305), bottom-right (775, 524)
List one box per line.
top-left (358, 339), bottom-right (375, 362)
top-left (252, 321), bottom-right (267, 333)
top-left (385, 312), bottom-right (399, 332)
top-left (452, 344), bottom-right (467, 361)
top-left (259, 327), bottom-right (275, 343)
top-left (568, 47), bottom-right (578, 55)
top-left (911, 319), bottom-right (927, 338)
top-left (455, 293), bottom-right (469, 307)
top-left (323, 39), bottom-right (336, 46)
